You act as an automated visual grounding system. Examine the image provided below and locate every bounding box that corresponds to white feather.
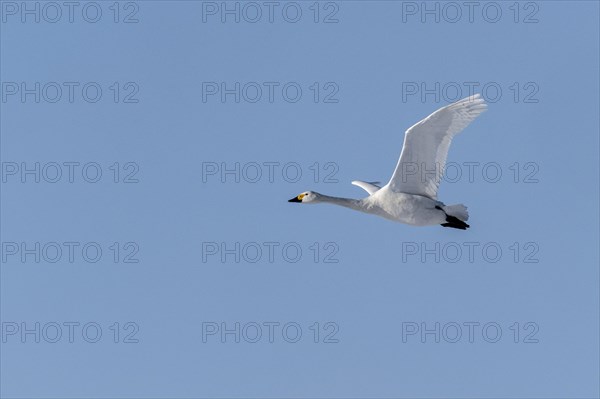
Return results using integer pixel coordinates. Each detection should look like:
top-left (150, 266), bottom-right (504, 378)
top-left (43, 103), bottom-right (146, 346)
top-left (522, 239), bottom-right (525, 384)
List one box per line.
top-left (388, 94), bottom-right (487, 199)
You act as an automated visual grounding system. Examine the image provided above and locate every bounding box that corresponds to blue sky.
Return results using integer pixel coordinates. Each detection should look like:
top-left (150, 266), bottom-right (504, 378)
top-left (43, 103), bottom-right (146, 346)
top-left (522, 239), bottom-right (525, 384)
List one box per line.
top-left (1, 1), bottom-right (599, 398)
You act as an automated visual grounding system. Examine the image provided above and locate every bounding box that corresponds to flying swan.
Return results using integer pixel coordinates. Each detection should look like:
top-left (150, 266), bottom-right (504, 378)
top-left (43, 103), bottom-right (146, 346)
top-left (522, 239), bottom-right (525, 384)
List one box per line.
top-left (288, 94), bottom-right (487, 230)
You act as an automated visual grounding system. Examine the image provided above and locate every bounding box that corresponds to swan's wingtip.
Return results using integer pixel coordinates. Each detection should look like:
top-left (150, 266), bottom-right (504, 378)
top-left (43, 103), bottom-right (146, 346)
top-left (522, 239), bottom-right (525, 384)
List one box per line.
top-left (468, 93), bottom-right (485, 102)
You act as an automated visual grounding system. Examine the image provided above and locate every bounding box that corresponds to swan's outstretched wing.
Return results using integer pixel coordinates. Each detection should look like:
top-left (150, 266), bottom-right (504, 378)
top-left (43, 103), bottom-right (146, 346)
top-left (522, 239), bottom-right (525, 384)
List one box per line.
top-left (387, 94), bottom-right (487, 199)
top-left (351, 180), bottom-right (381, 195)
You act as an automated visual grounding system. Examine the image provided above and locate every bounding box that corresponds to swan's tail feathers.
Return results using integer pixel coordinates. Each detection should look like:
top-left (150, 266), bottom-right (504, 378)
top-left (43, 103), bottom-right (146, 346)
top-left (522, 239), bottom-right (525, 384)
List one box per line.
top-left (437, 204), bottom-right (470, 230)
top-left (442, 204), bottom-right (469, 221)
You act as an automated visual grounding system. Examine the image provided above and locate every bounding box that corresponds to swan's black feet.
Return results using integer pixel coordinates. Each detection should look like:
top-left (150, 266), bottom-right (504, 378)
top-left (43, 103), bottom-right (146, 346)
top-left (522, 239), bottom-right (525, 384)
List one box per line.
top-left (436, 206), bottom-right (469, 230)
top-left (441, 215), bottom-right (470, 230)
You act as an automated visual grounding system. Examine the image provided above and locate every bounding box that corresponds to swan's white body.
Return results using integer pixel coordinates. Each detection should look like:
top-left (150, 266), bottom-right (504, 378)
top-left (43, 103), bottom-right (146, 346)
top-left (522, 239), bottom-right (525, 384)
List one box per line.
top-left (289, 94), bottom-right (487, 229)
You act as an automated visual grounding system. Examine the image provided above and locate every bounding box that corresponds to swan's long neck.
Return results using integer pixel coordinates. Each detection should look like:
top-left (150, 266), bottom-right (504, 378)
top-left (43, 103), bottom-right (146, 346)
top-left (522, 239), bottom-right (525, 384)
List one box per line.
top-left (317, 194), bottom-right (365, 212)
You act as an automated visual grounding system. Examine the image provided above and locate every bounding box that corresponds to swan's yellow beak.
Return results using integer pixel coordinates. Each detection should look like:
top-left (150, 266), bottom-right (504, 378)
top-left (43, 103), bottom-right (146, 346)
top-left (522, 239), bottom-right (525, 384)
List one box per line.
top-left (288, 193), bottom-right (304, 203)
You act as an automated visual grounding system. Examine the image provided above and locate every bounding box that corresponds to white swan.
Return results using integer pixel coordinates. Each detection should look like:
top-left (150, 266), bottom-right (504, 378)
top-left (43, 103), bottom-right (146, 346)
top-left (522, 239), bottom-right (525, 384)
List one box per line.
top-left (288, 94), bottom-right (487, 230)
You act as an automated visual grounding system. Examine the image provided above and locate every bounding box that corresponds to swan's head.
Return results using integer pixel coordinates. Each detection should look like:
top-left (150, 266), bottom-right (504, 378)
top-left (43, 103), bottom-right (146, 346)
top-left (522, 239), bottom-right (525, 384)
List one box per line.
top-left (288, 191), bottom-right (319, 204)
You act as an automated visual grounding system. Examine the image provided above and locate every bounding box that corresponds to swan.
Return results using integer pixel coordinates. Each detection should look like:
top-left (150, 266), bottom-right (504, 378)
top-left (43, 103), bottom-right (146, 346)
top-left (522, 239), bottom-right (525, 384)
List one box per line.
top-left (288, 94), bottom-right (487, 230)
